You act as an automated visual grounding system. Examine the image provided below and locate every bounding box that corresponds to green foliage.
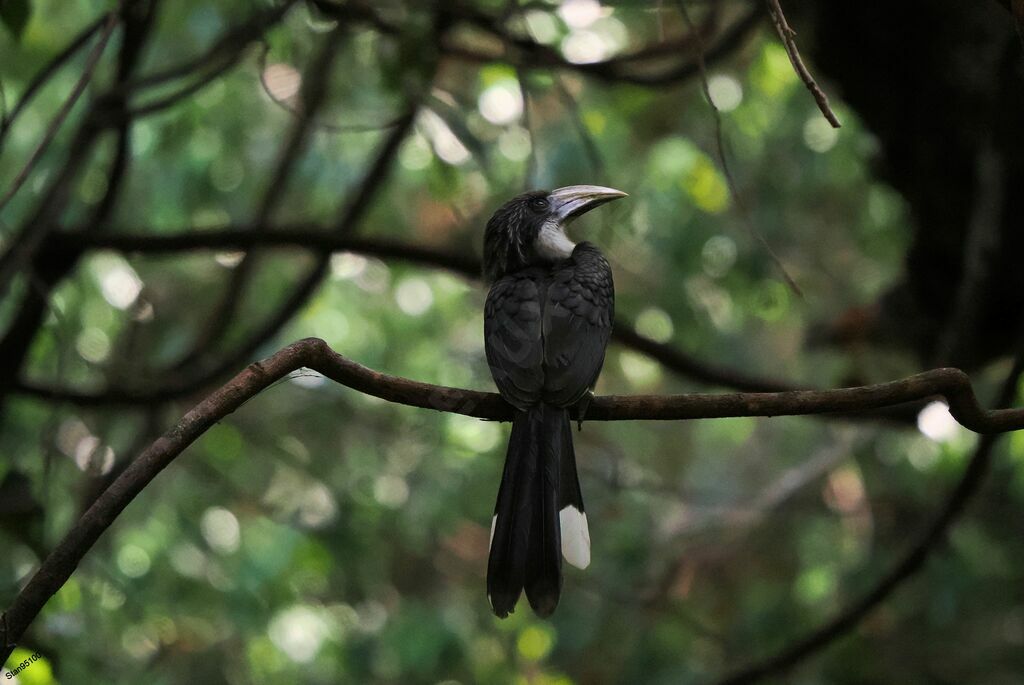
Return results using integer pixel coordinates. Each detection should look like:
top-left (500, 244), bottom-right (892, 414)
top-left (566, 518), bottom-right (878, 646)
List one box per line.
top-left (0, 1), bottom-right (1020, 684)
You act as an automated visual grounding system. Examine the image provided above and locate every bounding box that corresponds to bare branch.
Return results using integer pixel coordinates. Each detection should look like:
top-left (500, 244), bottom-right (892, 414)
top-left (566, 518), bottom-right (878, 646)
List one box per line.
top-left (255, 43), bottom-right (404, 133)
top-left (0, 14), bottom-right (106, 148)
top-left (442, 6), bottom-right (763, 87)
top-left (120, 2), bottom-right (299, 119)
top-left (45, 228), bottom-right (482, 276)
top-left (169, 28), bottom-right (345, 371)
top-left (0, 3), bottom-right (122, 214)
top-left (0, 0), bottom-right (160, 415)
top-left (764, 0), bottom-right (841, 128)
top-left (124, 1), bottom-right (298, 91)
top-left (553, 77), bottom-right (607, 182)
top-left (2, 336), bottom-right (1024, 661)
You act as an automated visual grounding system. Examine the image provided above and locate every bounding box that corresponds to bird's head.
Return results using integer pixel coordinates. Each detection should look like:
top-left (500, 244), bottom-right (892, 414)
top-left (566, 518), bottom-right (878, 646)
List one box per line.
top-left (483, 185), bottom-right (627, 281)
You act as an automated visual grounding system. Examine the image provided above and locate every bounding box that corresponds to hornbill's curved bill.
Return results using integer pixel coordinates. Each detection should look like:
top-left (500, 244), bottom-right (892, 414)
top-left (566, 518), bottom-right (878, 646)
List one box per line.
top-left (482, 184), bottom-right (626, 618)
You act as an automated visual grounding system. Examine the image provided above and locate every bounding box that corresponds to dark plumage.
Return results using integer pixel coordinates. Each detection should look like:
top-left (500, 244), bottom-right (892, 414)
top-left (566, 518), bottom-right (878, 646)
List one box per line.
top-left (482, 185), bottom-right (624, 617)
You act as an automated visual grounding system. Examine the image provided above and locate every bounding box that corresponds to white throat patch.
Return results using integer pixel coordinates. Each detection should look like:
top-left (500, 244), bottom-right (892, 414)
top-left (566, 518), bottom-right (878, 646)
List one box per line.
top-left (534, 217), bottom-right (576, 261)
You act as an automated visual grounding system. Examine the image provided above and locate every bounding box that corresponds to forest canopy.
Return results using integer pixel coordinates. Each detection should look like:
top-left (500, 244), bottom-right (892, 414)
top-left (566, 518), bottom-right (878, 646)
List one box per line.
top-left (2, 0), bottom-right (1023, 683)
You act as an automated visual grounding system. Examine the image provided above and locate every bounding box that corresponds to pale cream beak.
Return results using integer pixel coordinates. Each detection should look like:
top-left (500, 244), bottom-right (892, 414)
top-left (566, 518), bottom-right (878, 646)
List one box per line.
top-left (548, 185), bottom-right (628, 223)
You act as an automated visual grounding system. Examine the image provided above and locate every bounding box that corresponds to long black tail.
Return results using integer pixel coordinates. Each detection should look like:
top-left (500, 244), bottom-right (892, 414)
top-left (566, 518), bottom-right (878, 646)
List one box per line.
top-left (487, 404), bottom-right (587, 618)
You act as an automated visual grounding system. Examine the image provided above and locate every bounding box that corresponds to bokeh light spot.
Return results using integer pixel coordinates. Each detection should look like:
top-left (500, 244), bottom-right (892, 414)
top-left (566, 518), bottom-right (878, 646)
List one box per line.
top-left (117, 544), bottom-right (152, 578)
top-left (701, 235), bottom-right (738, 278)
top-left (267, 605), bottom-right (333, 663)
top-left (478, 80), bottom-right (523, 125)
top-left (262, 63), bottom-right (301, 102)
top-left (803, 116), bottom-right (839, 152)
top-left (558, 0), bottom-right (604, 28)
top-left (517, 624), bottom-right (555, 661)
top-left (395, 277), bottom-right (434, 316)
top-left (708, 74), bottom-right (743, 112)
top-left (635, 307), bottom-right (674, 343)
top-left (201, 507), bottom-right (241, 554)
top-left (917, 401), bottom-right (962, 443)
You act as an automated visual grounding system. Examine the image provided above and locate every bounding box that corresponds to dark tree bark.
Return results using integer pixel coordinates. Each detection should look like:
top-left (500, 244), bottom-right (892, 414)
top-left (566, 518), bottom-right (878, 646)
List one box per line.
top-left (800, 0), bottom-right (1024, 370)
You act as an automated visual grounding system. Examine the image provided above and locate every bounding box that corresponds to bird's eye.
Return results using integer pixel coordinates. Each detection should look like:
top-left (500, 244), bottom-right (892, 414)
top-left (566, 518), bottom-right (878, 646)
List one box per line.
top-left (530, 197), bottom-right (549, 210)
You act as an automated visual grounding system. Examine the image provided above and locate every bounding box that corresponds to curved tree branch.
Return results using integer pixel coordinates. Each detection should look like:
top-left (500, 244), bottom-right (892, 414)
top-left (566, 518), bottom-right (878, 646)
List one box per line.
top-left (1, 336), bottom-right (1023, 661)
top-left (441, 5), bottom-right (763, 87)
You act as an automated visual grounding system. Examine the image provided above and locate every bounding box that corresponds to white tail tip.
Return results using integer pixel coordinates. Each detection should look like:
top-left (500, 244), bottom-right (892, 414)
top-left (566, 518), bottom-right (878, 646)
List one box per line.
top-left (559, 505), bottom-right (591, 569)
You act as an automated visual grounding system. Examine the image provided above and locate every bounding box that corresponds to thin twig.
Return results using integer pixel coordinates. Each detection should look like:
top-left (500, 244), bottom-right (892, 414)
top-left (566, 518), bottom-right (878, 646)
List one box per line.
top-left (553, 76), bottom-right (607, 182)
top-left (0, 4), bottom-right (122, 214)
top-left (120, 2), bottom-right (300, 119)
top-left (0, 14), bottom-right (106, 148)
top-left (169, 29), bottom-right (345, 372)
top-left (764, 0), bottom-right (841, 128)
top-left (675, 0), bottom-right (804, 299)
top-left (518, 69), bottom-right (536, 189)
top-left (635, 429), bottom-right (862, 536)
top-left (122, 0), bottom-right (299, 92)
top-left (0, 0), bottom-right (159, 416)
top-left (255, 42), bottom-right (405, 133)
top-left (125, 49), bottom-right (251, 119)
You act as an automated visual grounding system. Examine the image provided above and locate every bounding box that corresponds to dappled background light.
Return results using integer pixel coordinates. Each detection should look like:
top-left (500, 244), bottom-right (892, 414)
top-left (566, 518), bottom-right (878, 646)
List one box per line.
top-left (1, 0), bottom-right (1018, 684)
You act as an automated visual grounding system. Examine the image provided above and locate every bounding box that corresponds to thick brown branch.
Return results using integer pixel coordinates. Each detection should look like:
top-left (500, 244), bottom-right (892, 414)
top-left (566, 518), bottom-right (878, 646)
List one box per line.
top-left (1, 337), bottom-right (1023, 661)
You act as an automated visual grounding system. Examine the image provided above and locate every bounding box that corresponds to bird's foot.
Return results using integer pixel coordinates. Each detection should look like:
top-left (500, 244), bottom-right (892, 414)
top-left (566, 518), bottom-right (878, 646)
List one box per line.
top-left (576, 391), bottom-right (595, 431)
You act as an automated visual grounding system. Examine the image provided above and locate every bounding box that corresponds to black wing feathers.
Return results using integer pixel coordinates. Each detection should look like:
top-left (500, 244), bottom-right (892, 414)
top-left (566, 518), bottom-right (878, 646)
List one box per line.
top-left (484, 270), bottom-right (546, 410)
top-left (542, 243), bottom-right (614, 406)
top-left (484, 242), bottom-right (613, 618)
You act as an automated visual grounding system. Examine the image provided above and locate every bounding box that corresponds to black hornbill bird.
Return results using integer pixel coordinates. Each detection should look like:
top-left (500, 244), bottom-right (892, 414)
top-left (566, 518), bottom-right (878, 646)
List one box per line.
top-left (482, 185), bottom-right (627, 618)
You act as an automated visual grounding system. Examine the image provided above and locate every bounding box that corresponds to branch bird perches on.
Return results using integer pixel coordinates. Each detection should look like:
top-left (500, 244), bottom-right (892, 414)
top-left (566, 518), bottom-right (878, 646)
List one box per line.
top-left (2, 336), bottom-right (1023, 660)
